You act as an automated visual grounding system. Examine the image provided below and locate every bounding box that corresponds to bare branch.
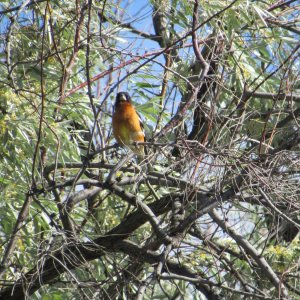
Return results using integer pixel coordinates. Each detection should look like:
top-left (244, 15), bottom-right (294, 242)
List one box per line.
top-left (210, 209), bottom-right (290, 299)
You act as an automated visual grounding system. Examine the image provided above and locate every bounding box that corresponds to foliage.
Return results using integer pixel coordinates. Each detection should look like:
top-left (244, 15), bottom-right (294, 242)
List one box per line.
top-left (0, 0), bottom-right (299, 299)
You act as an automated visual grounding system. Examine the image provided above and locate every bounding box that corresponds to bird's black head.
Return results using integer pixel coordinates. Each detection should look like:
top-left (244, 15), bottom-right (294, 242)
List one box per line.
top-left (116, 92), bottom-right (131, 104)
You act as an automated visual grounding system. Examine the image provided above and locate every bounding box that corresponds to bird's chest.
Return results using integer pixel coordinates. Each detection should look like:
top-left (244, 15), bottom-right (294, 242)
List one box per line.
top-left (113, 105), bottom-right (137, 141)
top-left (115, 105), bottom-right (136, 130)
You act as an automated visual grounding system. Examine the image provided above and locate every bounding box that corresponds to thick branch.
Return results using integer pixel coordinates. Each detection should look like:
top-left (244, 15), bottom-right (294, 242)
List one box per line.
top-left (245, 90), bottom-right (300, 103)
top-left (0, 190), bottom-right (217, 300)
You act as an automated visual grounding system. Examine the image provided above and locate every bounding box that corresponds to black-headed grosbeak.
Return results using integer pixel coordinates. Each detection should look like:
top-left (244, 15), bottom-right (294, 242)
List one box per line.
top-left (112, 92), bottom-right (145, 158)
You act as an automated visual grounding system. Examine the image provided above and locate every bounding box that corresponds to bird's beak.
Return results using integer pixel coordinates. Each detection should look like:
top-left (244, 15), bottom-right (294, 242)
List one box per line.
top-left (119, 94), bottom-right (127, 101)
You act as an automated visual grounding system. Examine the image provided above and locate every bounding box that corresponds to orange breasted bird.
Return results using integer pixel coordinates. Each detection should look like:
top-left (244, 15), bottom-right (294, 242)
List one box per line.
top-left (112, 92), bottom-right (145, 158)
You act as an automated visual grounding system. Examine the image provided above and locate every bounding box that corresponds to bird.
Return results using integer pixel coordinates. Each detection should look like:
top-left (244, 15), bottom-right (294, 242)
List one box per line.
top-left (112, 92), bottom-right (145, 158)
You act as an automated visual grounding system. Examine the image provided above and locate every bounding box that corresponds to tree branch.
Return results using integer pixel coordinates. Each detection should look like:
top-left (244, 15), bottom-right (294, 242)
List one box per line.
top-left (210, 209), bottom-right (290, 299)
